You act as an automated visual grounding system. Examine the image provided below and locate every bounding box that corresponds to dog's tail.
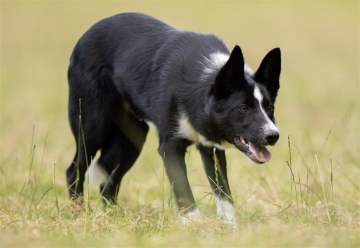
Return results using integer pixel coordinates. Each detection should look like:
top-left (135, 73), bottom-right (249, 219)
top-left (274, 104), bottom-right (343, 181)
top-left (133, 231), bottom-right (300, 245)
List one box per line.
top-left (86, 157), bottom-right (108, 186)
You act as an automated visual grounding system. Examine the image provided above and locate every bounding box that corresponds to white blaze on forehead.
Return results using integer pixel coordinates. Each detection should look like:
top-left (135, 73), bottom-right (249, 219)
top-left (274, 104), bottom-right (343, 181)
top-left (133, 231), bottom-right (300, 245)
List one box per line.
top-left (253, 85), bottom-right (279, 133)
top-left (253, 85), bottom-right (264, 102)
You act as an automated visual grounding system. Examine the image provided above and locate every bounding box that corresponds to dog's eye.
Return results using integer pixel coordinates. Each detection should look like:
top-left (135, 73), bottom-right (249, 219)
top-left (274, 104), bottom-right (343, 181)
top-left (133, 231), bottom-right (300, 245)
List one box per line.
top-left (268, 106), bottom-right (274, 114)
top-left (239, 105), bottom-right (249, 113)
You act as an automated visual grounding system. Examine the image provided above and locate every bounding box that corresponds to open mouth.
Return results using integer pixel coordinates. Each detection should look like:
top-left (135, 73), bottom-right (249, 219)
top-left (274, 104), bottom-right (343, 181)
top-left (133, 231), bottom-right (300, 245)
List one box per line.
top-left (233, 136), bottom-right (271, 164)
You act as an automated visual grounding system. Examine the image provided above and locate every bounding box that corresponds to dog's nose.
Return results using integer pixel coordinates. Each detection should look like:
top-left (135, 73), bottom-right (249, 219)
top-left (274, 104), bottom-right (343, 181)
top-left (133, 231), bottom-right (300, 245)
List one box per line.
top-left (265, 131), bottom-right (279, 145)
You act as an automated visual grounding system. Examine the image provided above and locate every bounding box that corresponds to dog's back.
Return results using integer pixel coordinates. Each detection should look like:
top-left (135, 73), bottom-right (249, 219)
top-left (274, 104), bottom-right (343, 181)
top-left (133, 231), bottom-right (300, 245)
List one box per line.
top-left (69, 13), bottom-right (228, 123)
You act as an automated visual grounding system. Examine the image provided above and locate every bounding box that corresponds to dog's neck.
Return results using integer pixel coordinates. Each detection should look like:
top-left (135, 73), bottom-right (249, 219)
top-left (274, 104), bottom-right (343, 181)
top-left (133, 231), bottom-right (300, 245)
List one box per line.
top-left (177, 74), bottom-right (223, 144)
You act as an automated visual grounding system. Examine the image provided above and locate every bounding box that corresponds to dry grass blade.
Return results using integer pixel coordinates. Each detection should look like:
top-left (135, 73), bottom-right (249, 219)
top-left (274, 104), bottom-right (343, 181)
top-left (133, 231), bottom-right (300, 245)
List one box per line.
top-left (315, 155), bottom-right (331, 224)
top-left (318, 118), bottom-right (337, 162)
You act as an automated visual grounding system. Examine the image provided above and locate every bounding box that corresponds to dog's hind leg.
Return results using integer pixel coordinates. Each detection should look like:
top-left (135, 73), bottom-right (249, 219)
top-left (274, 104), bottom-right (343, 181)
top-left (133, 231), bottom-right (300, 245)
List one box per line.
top-left (96, 111), bottom-right (149, 204)
top-left (66, 73), bottom-right (115, 200)
top-left (66, 99), bottom-right (111, 200)
top-left (66, 128), bottom-right (107, 201)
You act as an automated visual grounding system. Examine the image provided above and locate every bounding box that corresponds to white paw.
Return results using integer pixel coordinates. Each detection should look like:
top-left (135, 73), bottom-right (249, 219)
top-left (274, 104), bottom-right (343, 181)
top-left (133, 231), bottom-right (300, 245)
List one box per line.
top-left (215, 197), bottom-right (238, 228)
top-left (219, 216), bottom-right (238, 229)
top-left (180, 208), bottom-right (202, 225)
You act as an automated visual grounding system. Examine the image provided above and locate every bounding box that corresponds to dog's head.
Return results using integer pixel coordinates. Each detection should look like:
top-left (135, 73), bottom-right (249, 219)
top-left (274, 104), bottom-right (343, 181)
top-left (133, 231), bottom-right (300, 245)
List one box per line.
top-left (209, 46), bottom-right (281, 164)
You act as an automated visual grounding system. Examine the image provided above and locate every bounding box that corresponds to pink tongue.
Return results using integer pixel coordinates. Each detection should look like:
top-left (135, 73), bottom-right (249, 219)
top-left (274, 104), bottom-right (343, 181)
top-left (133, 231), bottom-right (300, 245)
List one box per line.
top-left (249, 143), bottom-right (271, 162)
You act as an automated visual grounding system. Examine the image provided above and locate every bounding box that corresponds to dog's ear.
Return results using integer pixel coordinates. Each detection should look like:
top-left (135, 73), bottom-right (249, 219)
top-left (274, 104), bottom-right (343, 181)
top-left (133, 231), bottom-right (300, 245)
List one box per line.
top-left (254, 48), bottom-right (281, 100)
top-left (211, 45), bottom-right (245, 99)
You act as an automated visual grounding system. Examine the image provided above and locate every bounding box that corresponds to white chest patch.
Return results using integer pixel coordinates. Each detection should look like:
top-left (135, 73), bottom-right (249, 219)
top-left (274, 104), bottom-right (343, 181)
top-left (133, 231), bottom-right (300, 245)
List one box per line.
top-left (176, 112), bottom-right (234, 149)
top-left (253, 86), bottom-right (279, 133)
top-left (176, 112), bottom-right (214, 147)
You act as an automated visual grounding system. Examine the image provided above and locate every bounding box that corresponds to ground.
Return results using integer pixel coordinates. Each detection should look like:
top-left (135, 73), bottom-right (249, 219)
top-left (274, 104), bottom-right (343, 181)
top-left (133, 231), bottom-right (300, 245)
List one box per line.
top-left (1, 1), bottom-right (359, 247)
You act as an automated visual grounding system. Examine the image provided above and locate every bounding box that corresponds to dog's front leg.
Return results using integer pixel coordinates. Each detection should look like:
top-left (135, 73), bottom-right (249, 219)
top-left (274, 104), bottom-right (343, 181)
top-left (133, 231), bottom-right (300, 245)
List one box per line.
top-left (198, 146), bottom-right (237, 227)
top-left (158, 140), bottom-right (201, 220)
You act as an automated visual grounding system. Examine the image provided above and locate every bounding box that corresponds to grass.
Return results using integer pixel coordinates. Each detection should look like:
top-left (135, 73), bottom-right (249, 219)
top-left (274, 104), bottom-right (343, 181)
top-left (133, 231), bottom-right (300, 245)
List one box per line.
top-left (1, 1), bottom-right (359, 247)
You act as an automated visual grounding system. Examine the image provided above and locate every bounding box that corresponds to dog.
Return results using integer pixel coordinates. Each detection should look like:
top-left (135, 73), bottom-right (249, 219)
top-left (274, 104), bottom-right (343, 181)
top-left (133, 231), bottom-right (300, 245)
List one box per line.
top-left (66, 13), bottom-right (281, 225)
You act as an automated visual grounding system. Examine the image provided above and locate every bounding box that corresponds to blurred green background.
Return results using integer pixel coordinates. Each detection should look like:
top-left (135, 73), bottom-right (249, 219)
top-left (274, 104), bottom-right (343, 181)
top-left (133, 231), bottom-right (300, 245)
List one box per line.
top-left (1, 1), bottom-right (359, 247)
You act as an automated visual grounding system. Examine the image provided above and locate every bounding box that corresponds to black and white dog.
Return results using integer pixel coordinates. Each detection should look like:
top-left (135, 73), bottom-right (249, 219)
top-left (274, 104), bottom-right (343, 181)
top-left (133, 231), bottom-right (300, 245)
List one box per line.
top-left (66, 13), bottom-right (281, 224)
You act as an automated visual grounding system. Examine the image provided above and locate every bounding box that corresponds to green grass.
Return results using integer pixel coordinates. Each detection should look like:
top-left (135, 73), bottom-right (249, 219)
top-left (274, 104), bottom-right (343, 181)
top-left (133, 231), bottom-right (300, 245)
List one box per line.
top-left (1, 1), bottom-right (359, 247)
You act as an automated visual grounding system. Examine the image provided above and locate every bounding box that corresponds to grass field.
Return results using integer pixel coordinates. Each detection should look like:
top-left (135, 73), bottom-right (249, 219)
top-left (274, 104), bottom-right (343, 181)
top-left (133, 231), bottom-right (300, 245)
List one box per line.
top-left (1, 1), bottom-right (359, 247)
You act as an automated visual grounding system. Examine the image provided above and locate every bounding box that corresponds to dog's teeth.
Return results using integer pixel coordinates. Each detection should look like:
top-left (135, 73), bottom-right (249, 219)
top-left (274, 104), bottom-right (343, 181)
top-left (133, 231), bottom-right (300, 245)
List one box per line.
top-left (240, 137), bottom-right (248, 145)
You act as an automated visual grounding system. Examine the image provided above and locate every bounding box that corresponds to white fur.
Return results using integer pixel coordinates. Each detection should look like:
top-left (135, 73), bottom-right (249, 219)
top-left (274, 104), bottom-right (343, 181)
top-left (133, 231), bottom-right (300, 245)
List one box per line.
top-left (186, 208), bottom-right (202, 219)
top-left (180, 208), bottom-right (202, 225)
top-left (201, 52), bottom-right (253, 80)
top-left (213, 143), bottom-right (225, 150)
top-left (215, 197), bottom-right (238, 227)
top-left (214, 141), bottom-right (234, 150)
top-left (204, 52), bottom-right (230, 74)
top-left (177, 112), bottom-right (236, 150)
top-left (176, 112), bottom-right (214, 147)
top-left (145, 120), bottom-right (157, 132)
top-left (219, 141), bottom-right (235, 150)
top-left (87, 158), bottom-right (108, 186)
top-left (244, 64), bottom-right (254, 75)
top-left (253, 85), bottom-right (279, 133)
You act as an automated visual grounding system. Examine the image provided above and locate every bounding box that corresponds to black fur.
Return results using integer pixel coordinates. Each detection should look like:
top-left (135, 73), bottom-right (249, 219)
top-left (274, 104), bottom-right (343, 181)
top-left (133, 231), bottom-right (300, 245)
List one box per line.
top-left (66, 13), bottom-right (281, 212)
